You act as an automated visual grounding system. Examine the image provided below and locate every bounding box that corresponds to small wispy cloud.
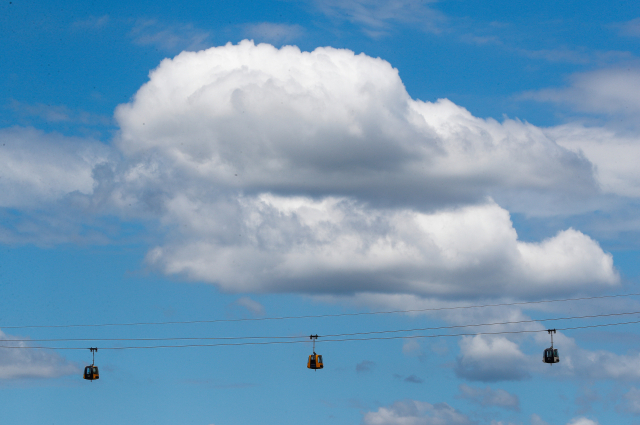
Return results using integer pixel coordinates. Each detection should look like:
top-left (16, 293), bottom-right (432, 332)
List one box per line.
top-left (513, 45), bottom-right (633, 65)
top-left (402, 339), bottom-right (422, 356)
top-left (9, 100), bottom-right (113, 127)
top-left (517, 46), bottom-right (592, 64)
top-left (522, 67), bottom-right (640, 117)
top-left (356, 360), bottom-right (376, 373)
top-left (430, 339), bottom-right (449, 356)
top-left (243, 22), bottom-right (304, 45)
top-left (613, 18), bottom-right (640, 37)
top-left (575, 386), bottom-right (599, 415)
top-left (130, 19), bottom-right (211, 52)
top-left (459, 34), bottom-right (502, 46)
top-left (362, 400), bottom-right (473, 425)
top-left (619, 387), bottom-right (640, 415)
top-left (566, 417), bottom-right (600, 425)
top-left (181, 379), bottom-right (257, 389)
top-left (531, 414), bottom-right (550, 425)
top-left (457, 21), bottom-right (633, 66)
top-left (315, 0), bottom-right (446, 37)
top-left (72, 15), bottom-right (110, 30)
top-left (404, 374), bottom-right (423, 383)
top-left (457, 383), bottom-right (520, 411)
top-left (229, 297), bottom-right (265, 317)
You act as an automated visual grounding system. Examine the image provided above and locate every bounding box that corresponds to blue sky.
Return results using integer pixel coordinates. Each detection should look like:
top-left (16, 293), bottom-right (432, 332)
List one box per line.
top-left (2, 1), bottom-right (640, 424)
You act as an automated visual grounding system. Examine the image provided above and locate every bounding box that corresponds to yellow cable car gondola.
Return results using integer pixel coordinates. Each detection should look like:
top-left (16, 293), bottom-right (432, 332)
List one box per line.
top-left (307, 335), bottom-right (323, 370)
top-left (84, 365), bottom-right (99, 380)
top-left (308, 353), bottom-right (323, 369)
top-left (83, 347), bottom-right (100, 380)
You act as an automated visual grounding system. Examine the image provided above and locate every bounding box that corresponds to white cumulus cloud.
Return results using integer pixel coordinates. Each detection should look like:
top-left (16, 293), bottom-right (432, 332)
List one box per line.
top-left (455, 335), bottom-right (531, 382)
top-left (528, 68), bottom-right (640, 117)
top-left (144, 196), bottom-right (617, 297)
top-left (566, 418), bottom-right (599, 425)
top-left (362, 400), bottom-right (473, 425)
top-left (0, 330), bottom-right (78, 379)
top-left (114, 40), bottom-right (597, 210)
top-left (620, 387), bottom-right (640, 415)
top-left (546, 124), bottom-right (640, 198)
top-left (111, 43), bottom-right (606, 297)
top-left (243, 23), bottom-right (304, 45)
top-left (531, 414), bottom-right (549, 425)
top-left (457, 384), bottom-right (520, 411)
top-left (0, 127), bottom-right (110, 208)
top-left (1, 41), bottom-right (618, 302)
top-left (108, 42), bottom-right (617, 299)
top-left (455, 328), bottom-right (640, 383)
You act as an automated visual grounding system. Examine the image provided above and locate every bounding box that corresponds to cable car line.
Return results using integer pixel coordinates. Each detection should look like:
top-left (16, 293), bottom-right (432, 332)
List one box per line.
top-left (4, 309), bottom-right (640, 343)
top-left (2, 292), bottom-right (640, 330)
top-left (315, 309), bottom-right (640, 339)
top-left (2, 317), bottom-right (640, 351)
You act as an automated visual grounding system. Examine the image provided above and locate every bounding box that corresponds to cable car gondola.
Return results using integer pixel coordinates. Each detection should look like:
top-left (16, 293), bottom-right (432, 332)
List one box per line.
top-left (84, 365), bottom-right (99, 380)
top-left (543, 329), bottom-right (559, 364)
top-left (307, 335), bottom-right (323, 370)
top-left (83, 347), bottom-right (100, 380)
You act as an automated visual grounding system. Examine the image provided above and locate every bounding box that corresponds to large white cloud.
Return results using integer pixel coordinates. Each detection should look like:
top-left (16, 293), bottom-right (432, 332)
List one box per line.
top-left (107, 41), bottom-right (617, 297)
top-left (114, 40), bottom-right (596, 210)
top-left (145, 195), bottom-right (617, 296)
top-left (0, 41), bottom-right (618, 301)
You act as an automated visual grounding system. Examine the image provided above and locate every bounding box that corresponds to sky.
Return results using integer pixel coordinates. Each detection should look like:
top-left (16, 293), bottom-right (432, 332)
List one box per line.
top-left (2, 1), bottom-right (640, 424)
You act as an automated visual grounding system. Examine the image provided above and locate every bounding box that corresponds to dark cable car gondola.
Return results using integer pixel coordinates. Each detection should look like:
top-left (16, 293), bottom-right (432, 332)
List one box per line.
top-left (84, 347), bottom-right (100, 380)
top-left (84, 365), bottom-right (99, 380)
top-left (543, 329), bottom-right (559, 364)
top-left (307, 335), bottom-right (323, 370)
